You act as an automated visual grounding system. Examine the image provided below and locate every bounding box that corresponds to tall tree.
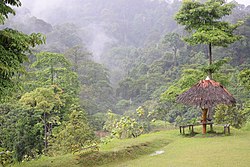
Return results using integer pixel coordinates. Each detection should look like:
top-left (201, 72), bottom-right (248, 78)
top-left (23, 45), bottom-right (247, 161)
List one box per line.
top-left (163, 32), bottom-right (185, 66)
top-left (53, 106), bottom-right (95, 153)
top-left (25, 51), bottom-right (80, 118)
top-left (175, 0), bottom-right (242, 78)
top-left (0, 103), bottom-right (44, 161)
top-left (0, 0), bottom-right (45, 100)
top-left (19, 87), bottom-right (63, 154)
top-left (29, 52), bottom-right (79, 96)
top-left (64, 45), bottom-right (91, 73)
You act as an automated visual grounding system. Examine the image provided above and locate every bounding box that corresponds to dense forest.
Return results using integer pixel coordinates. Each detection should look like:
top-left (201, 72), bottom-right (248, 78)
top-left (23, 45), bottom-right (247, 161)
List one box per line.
top-left (0, 0), bottom-right (250, 164)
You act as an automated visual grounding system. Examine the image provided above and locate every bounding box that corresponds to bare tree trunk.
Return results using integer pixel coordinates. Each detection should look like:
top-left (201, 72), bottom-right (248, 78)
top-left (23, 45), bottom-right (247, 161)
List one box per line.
top-left (208, 43), bottom-right (212, 79)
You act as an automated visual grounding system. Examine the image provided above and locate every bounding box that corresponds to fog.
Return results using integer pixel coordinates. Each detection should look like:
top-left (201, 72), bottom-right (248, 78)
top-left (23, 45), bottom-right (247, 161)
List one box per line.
top-left (20, 0), bottom-right (250, 22)
top-left (17, 0), bottom-right (116, 63)
top-left (20, 0), bottom-right (78, 24)
top-left (228, 0), bottom-right (250, 6)
top-left (8, 0), bottom-right (250, 84)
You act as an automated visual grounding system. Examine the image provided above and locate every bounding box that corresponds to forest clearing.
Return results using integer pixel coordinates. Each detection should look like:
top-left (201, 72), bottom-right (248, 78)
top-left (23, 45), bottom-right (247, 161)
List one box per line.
top-left (0, 0), bottom-right (250, 166)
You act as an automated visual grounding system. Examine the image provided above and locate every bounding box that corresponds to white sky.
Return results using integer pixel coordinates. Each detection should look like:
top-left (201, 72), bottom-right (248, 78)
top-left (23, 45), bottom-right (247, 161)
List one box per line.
top-left (228, 0), bottom-right (250, 6)
top-left (20, 0), bottom-right (250, 8)
top-left (19, 0), bottom-right (250, 23)
top-left (20, 0), bottom-right (250, 11)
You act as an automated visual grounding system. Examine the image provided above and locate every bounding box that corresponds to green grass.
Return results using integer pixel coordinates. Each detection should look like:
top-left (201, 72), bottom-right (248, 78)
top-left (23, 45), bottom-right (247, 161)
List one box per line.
top-left (13, 126), bottom-right (250, 167)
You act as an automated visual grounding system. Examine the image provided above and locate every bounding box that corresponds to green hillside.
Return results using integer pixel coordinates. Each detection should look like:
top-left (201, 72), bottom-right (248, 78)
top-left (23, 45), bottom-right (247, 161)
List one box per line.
top-left (13, 127), bottom-right (250, 167)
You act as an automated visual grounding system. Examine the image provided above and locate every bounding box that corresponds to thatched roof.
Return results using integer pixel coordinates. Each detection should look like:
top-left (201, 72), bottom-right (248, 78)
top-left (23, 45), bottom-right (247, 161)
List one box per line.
top-left (176, 79), bottom-right (236, 109)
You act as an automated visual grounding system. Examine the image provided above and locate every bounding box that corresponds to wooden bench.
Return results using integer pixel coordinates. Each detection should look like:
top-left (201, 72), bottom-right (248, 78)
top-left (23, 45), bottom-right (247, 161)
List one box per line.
top-left (199, 121), bottom-right (214, 132)
top-left (223, 124), bottom-right (230, 134)
top-left (179, 122), bottom-right (230, 135)
top-left (179, 124), bottom-right (194, 134)
top-left (179, 122), bottom-right (214, 134)
top-left (214, 123), bottom-right (230, 134)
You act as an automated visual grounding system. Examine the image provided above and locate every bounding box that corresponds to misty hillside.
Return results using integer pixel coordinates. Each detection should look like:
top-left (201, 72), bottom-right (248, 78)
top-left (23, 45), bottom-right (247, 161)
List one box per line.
top-left (2, 0), bottom-right (249, 115)
top-left (11, 0), bottom-right (180, 47)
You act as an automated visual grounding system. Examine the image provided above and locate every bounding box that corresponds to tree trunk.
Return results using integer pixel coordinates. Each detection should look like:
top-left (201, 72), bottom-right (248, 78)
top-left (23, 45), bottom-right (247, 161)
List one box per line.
top-left (44, 112), bottom-right (48, 154)
top-left (202, 108), bottom-right (208, 134)
top-left (173, 47), bottom-right (177, 66)
top-left (208, 107), bottom-right (213, 121)
top-left (208, 43), bottom-right (212, 79)
top-left (208, 43), bottom-right (213, 123)
top-left (74, 51), bottom-right (78, 73)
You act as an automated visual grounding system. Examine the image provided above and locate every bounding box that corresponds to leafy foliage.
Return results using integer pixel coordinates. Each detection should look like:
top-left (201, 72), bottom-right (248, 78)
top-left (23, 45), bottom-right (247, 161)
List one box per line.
top-left (0, 148), bottom-right (13, 166)
top-left (52, 106), bottom-right (95, 154)
top-left (214, 105), bottom-right (248, 128)
top-left (65, 47), bottom-right (115, 114)
top-left (161, 68), bottom-right (204, 102)
top-left (238, 68), bottom-right (250, 90)
top-left (0, 29), bottom-right (45, 98)
top-left (175, 0), bottom-right (241, 46)
top-left (175, 0), bottom-right (242, 78)
top-left (31, 52), bottom-right (78, 92)
top-left (19, 87), bottom-right (63, 154)
top-left (0, 103), bottom-right (43, 162)
top-left (20, 87), bottom-right (62, 113)
top-left (162, 32), bottom-right (185, 65)
top-left (103, 111), bottom-right (143, 139)
top-left (0, 0), bottom-right (21, 24)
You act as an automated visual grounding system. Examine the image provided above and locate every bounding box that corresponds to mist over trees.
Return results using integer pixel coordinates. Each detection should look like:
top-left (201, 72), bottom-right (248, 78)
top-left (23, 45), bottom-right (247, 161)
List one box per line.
top-left (0, 0), bottom-right (250, 164)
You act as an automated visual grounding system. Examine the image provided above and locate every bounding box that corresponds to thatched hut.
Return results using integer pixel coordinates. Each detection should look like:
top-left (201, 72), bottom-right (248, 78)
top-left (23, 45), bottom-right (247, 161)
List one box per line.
top-left (176, 77), bottom-right (236, 134)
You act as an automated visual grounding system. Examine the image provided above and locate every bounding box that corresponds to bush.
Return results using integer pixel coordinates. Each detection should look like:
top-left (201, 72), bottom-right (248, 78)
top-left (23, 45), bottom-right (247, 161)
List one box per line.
top-left (0, 148), bottom-right (13, 166)
top-left (52, 109), bottom-right (96, 154)
top-left (214, 105), bottom-right (247, 128)
top-left (103, 111), bottom-right (143, 139)
top-left (242, 121), bottom-right (250, 131)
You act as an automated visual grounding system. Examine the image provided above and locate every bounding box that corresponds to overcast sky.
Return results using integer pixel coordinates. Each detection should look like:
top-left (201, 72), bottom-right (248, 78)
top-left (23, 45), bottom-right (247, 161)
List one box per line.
top-left (20, 0), bottom-right (250, 8)
top-left (228, 0), bottom-right (250, 6)
top-left (20, 0), bottom-right (250, 12)
top-left (19, 0), bottom-right (250, 24)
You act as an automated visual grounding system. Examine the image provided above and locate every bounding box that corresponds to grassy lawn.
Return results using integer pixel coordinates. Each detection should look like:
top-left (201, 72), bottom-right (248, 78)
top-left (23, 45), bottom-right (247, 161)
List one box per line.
top-left (13, 126), bottom-right (250, 167)
top-left (102, 127), bottom-right (250, 167)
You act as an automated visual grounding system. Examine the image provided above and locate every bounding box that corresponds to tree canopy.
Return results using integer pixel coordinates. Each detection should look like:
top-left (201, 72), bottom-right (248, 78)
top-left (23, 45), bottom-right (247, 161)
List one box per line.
top-left (0, 0), bottom-right (45, 99)
top-left (175, 0), bottom-right (242, 78)
top-left (0, 0), bottom-right (21, 24)
top-left (175, 0), bottom-right (241, 46)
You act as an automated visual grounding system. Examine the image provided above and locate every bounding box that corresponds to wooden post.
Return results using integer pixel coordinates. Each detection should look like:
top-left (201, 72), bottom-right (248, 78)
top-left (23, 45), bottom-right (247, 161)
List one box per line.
top-left (210, 123), bottom-right (213, 132)
top-left (202, 108), bottom-right (208, 134)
